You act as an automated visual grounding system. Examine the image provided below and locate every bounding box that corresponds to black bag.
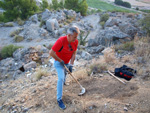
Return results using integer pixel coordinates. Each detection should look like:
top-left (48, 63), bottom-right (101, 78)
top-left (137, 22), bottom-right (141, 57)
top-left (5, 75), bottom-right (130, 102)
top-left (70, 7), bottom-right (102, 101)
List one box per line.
top-left (114, 65), bottom-right (136, 81)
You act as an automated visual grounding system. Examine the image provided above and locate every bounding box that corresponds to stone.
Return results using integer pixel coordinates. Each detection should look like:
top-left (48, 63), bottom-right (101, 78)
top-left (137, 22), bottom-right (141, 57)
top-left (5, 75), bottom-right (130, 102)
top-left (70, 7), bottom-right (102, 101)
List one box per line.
top-left (81, 51), bottom-right (92, 60)
top-left (41, 9), bottom-right (51, 21)
top-left (29, 14), bottom-right (38, 23)
top-left (23, 61), bottom-right (37, 71)
top-left (46, 19), bottom-right (59, 32)
top-left (124, 107), bottom-right (128, 111)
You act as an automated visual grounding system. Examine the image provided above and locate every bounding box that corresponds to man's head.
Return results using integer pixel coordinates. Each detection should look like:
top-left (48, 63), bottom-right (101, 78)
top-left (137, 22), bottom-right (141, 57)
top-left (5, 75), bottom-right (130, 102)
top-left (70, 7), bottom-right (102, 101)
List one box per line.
top-left (67, 26), bottom-right (80, 42)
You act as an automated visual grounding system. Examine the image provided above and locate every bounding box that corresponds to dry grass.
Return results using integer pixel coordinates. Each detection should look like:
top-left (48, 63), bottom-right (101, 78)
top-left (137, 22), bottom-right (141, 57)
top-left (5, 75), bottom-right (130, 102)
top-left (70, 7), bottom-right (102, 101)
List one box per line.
top-left (134, 37), bottom-right (150, 64)
top-left (10, 28), bottom-right (24, 37)
top-left (114, 41), bottom-right (134, 52)
top-left (32, 68), bottom-right (50, 81)
top-left (103, 48), bottom-right (117, 64)
top-left (17, 18), bottom-right (25, 26)
top-left (14, 35), bottom-right (24, 42)
top-left (67, 68), bottom-right (88, 83)
top-left (89, 63), bottom-right (108, 74)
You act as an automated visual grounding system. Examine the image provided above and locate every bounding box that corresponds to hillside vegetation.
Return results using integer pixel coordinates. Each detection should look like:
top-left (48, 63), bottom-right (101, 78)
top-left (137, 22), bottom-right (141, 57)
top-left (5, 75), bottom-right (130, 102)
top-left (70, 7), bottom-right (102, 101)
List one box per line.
top-left (87, 0), bottom-right (135, 12)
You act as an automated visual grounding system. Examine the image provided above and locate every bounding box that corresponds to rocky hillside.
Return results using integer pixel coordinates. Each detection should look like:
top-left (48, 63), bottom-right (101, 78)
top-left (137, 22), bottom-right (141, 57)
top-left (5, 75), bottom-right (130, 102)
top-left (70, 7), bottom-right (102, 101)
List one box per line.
top-left (0, 8), bottom-right (150, 113)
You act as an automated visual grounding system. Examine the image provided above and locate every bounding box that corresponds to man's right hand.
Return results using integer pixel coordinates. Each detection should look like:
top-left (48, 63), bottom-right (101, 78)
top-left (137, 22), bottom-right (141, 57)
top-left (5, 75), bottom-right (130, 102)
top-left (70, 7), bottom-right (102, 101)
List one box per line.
top-left (60, 60), bottom-right (65, 66)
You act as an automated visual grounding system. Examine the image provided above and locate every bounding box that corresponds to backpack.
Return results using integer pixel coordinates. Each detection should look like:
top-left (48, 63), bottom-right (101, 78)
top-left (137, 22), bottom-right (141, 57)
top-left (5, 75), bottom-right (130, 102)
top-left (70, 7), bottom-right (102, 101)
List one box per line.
top-left (114, 65), bottom-right (136, 81)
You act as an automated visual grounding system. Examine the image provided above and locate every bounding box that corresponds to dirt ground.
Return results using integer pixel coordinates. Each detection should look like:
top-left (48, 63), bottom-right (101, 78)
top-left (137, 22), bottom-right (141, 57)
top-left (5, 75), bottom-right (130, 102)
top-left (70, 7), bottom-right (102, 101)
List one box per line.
top-left (1, 58), bottom-right (150, 113)
top-left (137, 0), bottom-right (150, 4)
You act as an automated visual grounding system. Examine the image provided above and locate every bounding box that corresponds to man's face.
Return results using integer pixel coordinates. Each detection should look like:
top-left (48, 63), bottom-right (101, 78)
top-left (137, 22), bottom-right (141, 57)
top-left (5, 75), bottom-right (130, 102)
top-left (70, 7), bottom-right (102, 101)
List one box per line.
top-left (69, 32), bottom-right (78, 42)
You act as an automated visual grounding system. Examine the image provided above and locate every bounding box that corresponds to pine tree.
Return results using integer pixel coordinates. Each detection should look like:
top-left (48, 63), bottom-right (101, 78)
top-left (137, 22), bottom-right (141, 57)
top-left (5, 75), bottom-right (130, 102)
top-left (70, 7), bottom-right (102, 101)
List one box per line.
top-left (52, 0), bottom-right (59, 10)
top-left (40, 0), bottom-right (49, 11)
top-left (78, 0), bottom-right (88, 16)
top-left (64, 0), bottom-right (88, 16)
top-left (64, 0), bottom-right (79, 11)
top-left (0, 0), bottom-right (38, 21)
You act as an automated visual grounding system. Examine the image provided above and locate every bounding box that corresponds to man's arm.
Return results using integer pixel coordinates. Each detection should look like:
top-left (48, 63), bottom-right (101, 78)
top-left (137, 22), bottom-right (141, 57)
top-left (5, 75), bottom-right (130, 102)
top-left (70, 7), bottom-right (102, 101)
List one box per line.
top-left (70, 51), bottom-right (77, 65)
top-left (49, 49), bottom-right (62, 62)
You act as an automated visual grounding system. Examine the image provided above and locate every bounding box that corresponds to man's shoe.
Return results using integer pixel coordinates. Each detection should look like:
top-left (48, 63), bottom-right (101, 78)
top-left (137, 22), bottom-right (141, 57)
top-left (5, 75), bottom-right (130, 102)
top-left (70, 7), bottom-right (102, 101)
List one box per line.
top-left (57, 99), bottom-right (66, 110)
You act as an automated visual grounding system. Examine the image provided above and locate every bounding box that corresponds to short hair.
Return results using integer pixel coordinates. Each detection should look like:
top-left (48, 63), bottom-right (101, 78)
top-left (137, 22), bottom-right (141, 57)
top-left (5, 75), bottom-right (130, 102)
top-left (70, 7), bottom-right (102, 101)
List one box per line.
top-left (67, 26), bottom-right (80, 35)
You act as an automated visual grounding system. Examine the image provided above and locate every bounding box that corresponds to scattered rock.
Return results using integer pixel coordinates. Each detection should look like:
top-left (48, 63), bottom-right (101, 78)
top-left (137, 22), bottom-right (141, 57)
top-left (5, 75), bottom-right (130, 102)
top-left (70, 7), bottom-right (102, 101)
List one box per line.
top-left (124, 107), bottom-right (128, 111)
top-left (81, 51), bottom-right (92, 60)
top-left (29, 14), bottom-right (38, 23)
top-left (23, 61), bottom-right (37, 71)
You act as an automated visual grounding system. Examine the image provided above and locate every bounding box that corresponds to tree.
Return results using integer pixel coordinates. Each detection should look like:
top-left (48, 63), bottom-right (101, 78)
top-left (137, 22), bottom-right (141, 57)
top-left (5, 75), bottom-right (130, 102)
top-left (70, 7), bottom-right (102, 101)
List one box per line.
top-left (0, 0), bottom-right (38, 21)
top-left (40, 0), bottom-right (49, 11)
top-left (114, 0), bottom-right (123, 5)
top-left (78, 0), bottom-right (88, 16)
top-left (114, 0), bottom-right (131, 8)
top-left (58, 1), bottom-right (64, 9)
top-left (64, 0), bottom-right (79, 11)
top-left (52, 0), bottom-right (59, 10)
top-left (64, 0), bottom-right (88, 16)
top-left (122, 2), bottom-right (131, 8)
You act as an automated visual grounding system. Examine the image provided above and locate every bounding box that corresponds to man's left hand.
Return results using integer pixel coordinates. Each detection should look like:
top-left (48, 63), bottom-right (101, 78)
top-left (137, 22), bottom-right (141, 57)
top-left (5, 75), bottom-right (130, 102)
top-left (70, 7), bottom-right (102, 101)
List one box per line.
top-left (68, 64), bottom-right (73, 73)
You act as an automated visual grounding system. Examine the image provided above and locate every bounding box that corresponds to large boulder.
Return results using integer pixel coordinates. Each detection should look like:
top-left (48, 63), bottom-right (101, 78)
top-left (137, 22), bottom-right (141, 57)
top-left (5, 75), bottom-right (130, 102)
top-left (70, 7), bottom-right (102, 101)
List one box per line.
top-left (105, 18), bottom-right (122, 28)
top-left (88, 26), bottom-right (130, 47)
top-left (20, 23), bottom-right (43, 40)
top-left (41, 9), bottom-right (52, 21)
top-left (55, 10), bottom-right (66, 23)
top-left (23, 61), bottom-right (37, 71)
top-left (0, 58), bottom-right (24, 78)
top-left (29, 14), bottom-right (38, 23)
top-left (118, 22), bottom-right (138, 38)
top-left (63, 9), bottom-right (76, 18)
top-left (38, 28), bottom-right (48, 36)
top-left (81, 51), bottom-right (92, 60)
top-left (46, 19), bottom-right (59, 32)
top-left (86, 45), bottom-right (105, 54)
top-left (13, 48), bottom-right (28, 61)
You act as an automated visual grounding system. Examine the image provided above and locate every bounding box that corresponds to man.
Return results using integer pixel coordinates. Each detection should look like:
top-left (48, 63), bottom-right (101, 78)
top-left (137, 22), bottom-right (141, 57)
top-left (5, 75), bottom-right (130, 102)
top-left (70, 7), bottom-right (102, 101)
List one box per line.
top-left (49, 26), bottom-right (80, 110)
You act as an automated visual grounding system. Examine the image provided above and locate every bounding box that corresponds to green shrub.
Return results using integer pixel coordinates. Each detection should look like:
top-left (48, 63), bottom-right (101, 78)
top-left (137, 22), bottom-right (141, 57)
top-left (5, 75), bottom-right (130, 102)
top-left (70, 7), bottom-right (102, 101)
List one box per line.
top-left (115, 0), bottom-right (123, 5)
top-left (100, 21), bottom-right (105, 29)
top-left (64, 0), bottom-right (88, 16)
top-left (77, 0), bottom-right (88, 16)
top-left (40, 0), bottom-right (49, 11)
top-left (79, 31), bottom-right (89, 46)
top-left (0, 0), bottom-right (38, 21)
top-left (0, 13), bottom-right (5, 22)
top-left (58, 1), bottom-right (64, 9)
top-left (1, 45), bottom-right (23, 59)
top-left (87, 9), bottom-right (102, 15)
top-left (140, 14), bottom-right (150, 36)
top-left (136, 7), bottom-right (139, 10)
top-left (52, 0), bottom-right (59, 10)
top-left (10, 28), bottom-right (24, 37)
top-left (122, 2), bottom-right (131, 8)
top-left (39, 20), bottom-right (46, 27)
top-left (14, 35), bottom-right (24, 42)
top-left (114, 41), bottom-right (134, 52)
top-left (115, 0), bottom-right (131, 8)
top-left (17, 18), bottom-right (25, 26)
top-left (100, 13), bottom-right (109, 22)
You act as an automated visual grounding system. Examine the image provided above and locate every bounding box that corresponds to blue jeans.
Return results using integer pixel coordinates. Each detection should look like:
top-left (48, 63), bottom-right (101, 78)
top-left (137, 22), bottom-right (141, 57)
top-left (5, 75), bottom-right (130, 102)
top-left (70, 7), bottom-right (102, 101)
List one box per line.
top-left (54, 61), bottom-right (70, 101)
